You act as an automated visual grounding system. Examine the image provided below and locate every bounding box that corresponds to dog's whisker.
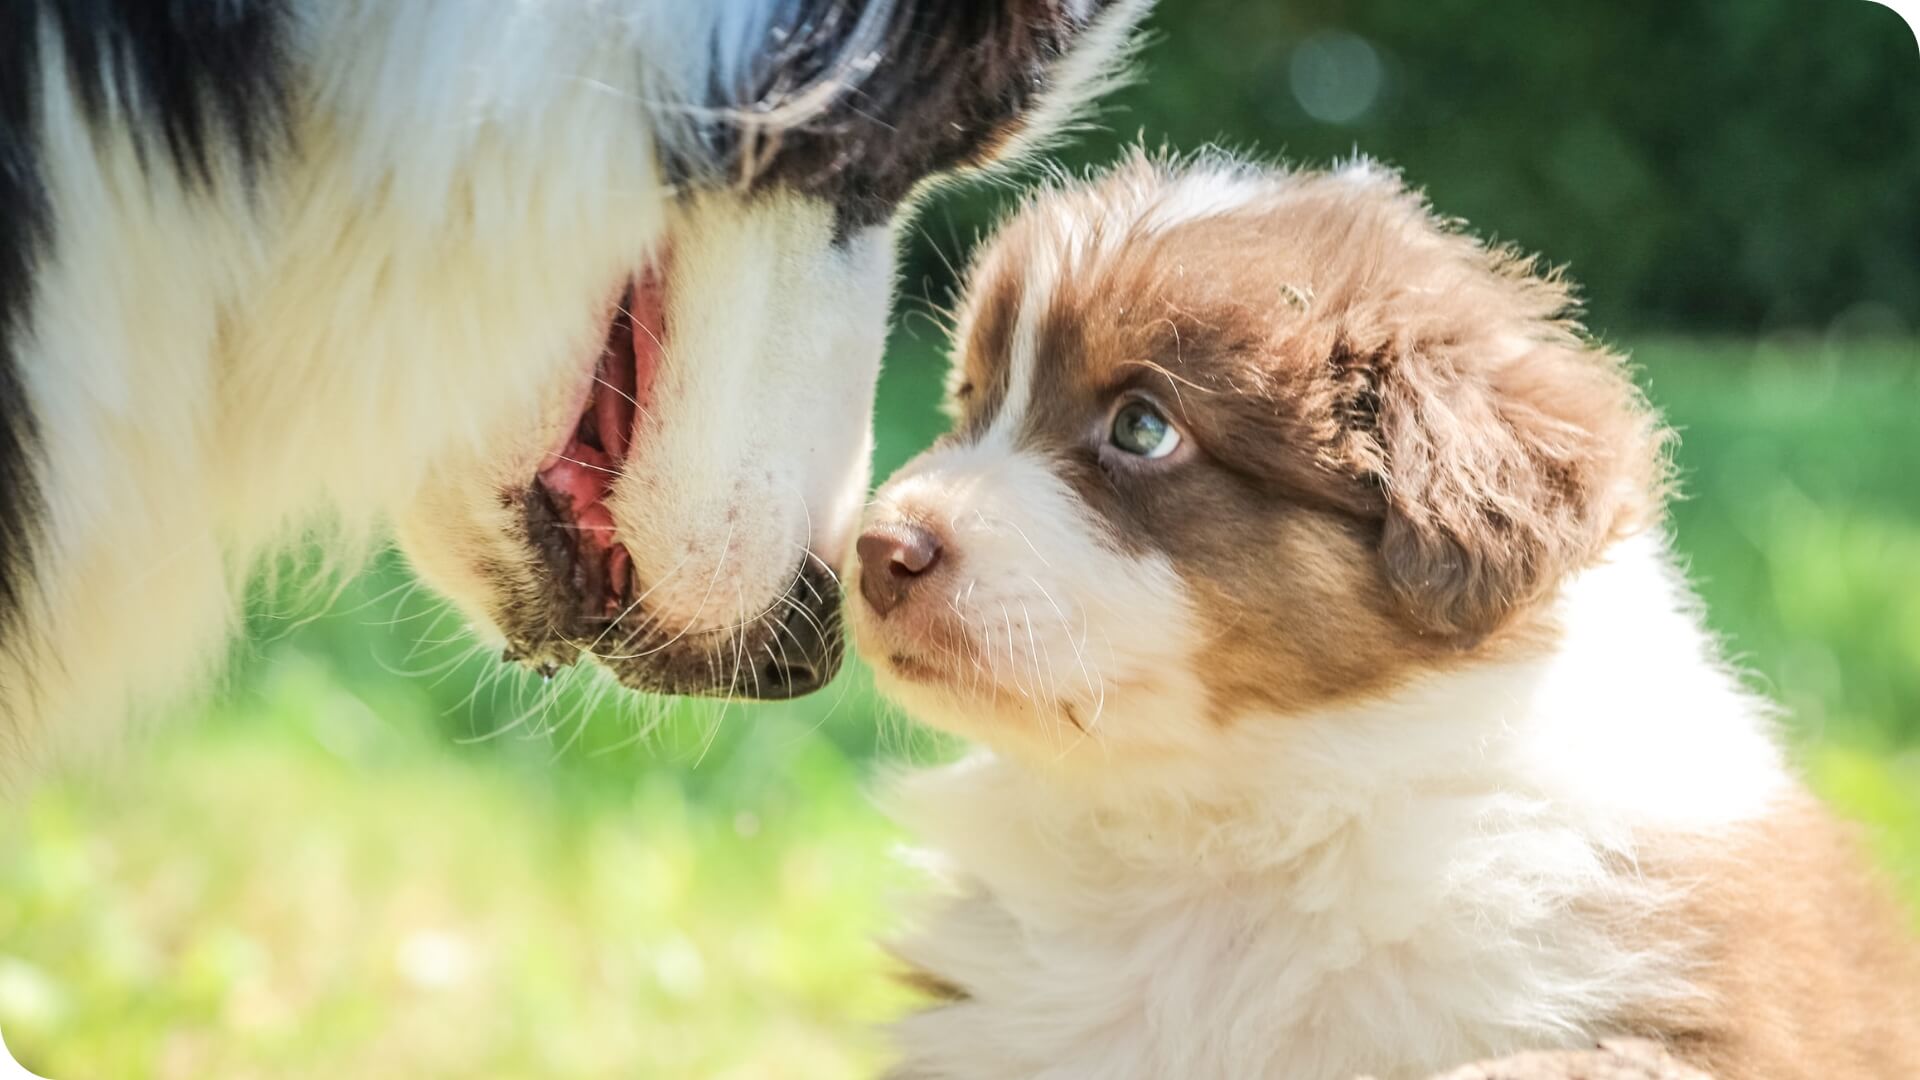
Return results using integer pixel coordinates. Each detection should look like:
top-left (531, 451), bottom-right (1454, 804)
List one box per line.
top-left (591, 373), bottom-right (657, 425)
top-left (583, 543), bottom-right (698, 655)
top-left (546, 453), bottom-right (623, 477)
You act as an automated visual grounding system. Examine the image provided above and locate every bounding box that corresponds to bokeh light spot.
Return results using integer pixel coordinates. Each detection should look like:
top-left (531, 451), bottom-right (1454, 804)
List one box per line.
top-left (1289, 30), bottom-right (1383, 125)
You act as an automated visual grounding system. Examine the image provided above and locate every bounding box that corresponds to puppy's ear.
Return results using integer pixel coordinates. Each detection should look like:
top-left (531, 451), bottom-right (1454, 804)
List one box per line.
top-left (1340, 331), bottom-right (1665, 643)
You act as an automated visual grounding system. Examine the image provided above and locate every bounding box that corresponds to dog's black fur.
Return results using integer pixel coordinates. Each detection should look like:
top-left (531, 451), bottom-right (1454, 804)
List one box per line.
top-left (687, 0), bottom-right (1112, 241)
top-left (0, 2), bottom-right (293, 648)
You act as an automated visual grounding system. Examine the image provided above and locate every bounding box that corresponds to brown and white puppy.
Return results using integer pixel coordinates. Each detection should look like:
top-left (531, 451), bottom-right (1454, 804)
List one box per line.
top-left (849, 153), bottom-right (1920, 1080)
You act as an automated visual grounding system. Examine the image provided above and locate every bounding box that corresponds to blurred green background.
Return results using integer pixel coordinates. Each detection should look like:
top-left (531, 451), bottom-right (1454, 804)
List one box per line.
top-left (4, 4), bottom-right (1918, 1078)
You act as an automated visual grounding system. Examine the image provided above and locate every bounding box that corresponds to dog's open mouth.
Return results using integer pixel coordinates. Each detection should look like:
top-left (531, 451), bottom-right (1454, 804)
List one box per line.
top-left (527, 266), bottom-right (666, 624)
top-left (506, 259), bottom-right (844, 698)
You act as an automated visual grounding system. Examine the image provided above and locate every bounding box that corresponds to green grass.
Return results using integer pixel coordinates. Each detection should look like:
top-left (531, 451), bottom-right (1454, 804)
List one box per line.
top-left (1, 663), bottom-right (920, 1079)
top-left (3, 337), bottom-right (1917, 1078)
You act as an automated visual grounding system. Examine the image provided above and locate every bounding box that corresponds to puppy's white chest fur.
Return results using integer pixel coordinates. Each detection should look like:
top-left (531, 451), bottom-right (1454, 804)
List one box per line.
top-left (884, 539), bottom-right (1788, 1080)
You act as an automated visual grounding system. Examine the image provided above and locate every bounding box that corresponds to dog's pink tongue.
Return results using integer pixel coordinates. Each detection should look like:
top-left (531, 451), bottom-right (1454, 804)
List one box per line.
top-left (590, 264), bottom-right (665, 462)
top-left (538, 445), bottom-right (612, 527)
top-left (532, 262), bottom-right (666, 616)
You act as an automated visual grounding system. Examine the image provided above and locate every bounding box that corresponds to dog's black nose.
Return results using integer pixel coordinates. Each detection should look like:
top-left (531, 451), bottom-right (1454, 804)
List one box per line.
top-left (743, 560), bottom-right (844, 700)
top-left (857, 521), bottom-right (943, 617)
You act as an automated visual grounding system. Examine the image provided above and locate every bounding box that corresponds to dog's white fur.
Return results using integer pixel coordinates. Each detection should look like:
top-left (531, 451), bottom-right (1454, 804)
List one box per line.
top-left (10, 4), bottom-right (680, 770)
top-left (0, 0), bottom-right (1147, 783)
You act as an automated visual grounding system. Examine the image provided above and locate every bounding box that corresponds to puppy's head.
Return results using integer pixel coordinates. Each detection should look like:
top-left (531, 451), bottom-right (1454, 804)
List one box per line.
top-left (851, 153), bottom-right (1668, 761)
top-left (399, 0), bottom-right (1145, 701)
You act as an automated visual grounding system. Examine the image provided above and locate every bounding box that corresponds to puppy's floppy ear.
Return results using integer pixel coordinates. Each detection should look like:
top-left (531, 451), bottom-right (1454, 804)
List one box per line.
top-left (1338, 327), bottom-right (1666, 644)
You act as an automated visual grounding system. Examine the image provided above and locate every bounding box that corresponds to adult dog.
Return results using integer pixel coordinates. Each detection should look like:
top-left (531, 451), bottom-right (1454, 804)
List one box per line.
top-left (0, 0), bottom-right (1143, 784)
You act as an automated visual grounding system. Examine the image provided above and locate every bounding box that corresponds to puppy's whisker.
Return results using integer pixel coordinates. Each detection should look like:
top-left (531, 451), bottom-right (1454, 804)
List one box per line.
top-left (988, 514), bottom-right (1053, 570)
top-left (1020, 598), bottom-right (1069, 738)
top-left (1025, 574), bottom-right (1099, 708)
top-left (998, 601), bottom-right (1034, 703)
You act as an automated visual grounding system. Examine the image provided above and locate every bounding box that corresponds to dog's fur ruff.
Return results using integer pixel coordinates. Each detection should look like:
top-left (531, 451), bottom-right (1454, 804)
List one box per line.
top-left (851, 153), bottom-right (1920, 1080)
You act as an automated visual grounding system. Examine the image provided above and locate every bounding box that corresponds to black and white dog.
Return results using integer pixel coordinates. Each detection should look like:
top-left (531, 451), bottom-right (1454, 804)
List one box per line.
top-left (0, 1), bottom-right (1144, 782)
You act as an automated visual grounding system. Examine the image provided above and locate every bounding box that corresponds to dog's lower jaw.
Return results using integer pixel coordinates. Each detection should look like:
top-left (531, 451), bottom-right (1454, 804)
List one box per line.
top-left (882, 536), bottom-right (1819, 1080)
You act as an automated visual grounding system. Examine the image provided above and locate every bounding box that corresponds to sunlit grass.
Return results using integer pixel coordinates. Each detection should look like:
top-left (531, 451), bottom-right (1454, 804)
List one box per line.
top-left (2, 660), bottom-right (919, 1079)
top-left (1, 337), bottom-right (1916, 1077)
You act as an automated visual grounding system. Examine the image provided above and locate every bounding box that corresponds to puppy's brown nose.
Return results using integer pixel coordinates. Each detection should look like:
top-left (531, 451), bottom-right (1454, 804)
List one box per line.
top-left (857, 522), bottom-right (943, 617)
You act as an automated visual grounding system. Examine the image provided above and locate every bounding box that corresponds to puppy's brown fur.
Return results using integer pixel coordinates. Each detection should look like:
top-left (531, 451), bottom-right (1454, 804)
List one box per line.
top-left (860, 153), bottom-right (1920, 1079)
top-left (1626, 799), bottom-right (1920, 1077)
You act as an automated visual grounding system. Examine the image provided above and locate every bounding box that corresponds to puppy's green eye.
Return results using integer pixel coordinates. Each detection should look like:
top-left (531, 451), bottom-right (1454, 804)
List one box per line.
top-left (1109, 401), bottom-right (1180, 459)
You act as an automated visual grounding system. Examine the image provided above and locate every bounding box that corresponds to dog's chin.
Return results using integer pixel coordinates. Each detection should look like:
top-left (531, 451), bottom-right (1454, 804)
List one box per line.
top-left (443, 469), bottom-right (845, 700)
top-left (485, 454), bottom-right (846, 700)
top-left (495, 538), bottom-right (843, 701)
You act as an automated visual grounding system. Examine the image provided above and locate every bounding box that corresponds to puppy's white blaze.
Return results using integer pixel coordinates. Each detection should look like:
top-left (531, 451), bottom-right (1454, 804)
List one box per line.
top-left (874, 438), bottom-right (1205, 749)
top-left (984, 248), bottom-right (1061, 443)
top-left (1139, 166), bottom-right (1273, 234)
top-left (610, 200), bottom-right (895, 629)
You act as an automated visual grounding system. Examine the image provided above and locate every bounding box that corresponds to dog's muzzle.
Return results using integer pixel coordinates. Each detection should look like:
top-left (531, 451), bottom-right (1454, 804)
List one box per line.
top-left (745, 559), bottom-right (845, 700)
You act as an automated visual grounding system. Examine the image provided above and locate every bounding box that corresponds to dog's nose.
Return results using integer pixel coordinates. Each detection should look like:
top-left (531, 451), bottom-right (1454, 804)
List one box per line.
top-left (743, 559), bottom-right (844, 700)
top-left (857, 522), bottom-right (943, 616)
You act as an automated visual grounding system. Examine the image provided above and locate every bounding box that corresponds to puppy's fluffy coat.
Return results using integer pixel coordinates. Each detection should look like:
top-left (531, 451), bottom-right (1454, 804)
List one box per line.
top-left (850, 154), bottom-right (1920, 1080)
